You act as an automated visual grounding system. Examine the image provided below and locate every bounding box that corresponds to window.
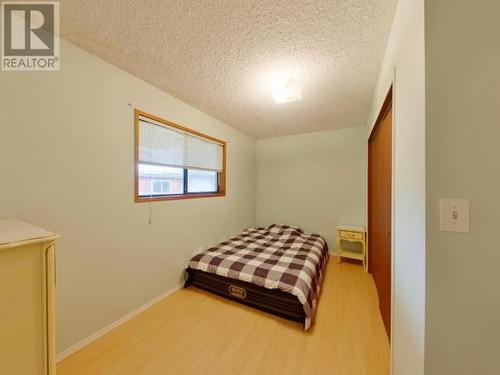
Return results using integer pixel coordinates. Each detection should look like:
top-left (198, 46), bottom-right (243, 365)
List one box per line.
top-left (187, 169), bottom-right (218, 193)
top-left (134, 110), bottom-right (226, 202)
top-left (152, 180), bottom-right (171, 194)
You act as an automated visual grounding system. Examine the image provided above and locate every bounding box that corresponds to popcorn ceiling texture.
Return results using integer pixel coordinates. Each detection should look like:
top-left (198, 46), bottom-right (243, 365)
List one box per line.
top-left (61, 1), bottom-right (397, 138)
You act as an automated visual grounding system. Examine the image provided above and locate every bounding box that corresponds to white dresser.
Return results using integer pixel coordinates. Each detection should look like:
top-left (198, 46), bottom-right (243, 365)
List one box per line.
top-left (0, 220), bottom-right (59, 375)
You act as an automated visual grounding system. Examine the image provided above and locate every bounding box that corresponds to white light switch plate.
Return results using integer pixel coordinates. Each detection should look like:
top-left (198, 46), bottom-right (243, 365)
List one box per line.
top-left (440, 199), bottom-right (469, 233)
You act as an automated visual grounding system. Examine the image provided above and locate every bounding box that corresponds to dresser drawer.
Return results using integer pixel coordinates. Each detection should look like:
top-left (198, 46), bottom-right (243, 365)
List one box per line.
top-left (339, 231), bottom-right (364, 240)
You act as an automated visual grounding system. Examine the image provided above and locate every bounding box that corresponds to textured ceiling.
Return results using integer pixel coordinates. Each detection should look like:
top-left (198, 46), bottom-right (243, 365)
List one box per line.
top-left (60, 1), bottom-right (397, 138)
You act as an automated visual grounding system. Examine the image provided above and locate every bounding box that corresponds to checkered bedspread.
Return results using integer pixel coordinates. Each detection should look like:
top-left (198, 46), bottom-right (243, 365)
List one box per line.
top-left (186, 224), bottom-right (329, 330)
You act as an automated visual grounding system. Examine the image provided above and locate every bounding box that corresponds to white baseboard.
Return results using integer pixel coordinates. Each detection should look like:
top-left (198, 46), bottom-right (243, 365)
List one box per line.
top-left (56, 283), bottom-right (182, 363)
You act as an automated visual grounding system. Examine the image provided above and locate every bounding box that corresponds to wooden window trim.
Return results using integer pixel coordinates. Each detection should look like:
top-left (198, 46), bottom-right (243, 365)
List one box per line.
top-left (134, 109), bottom-right (227, 203)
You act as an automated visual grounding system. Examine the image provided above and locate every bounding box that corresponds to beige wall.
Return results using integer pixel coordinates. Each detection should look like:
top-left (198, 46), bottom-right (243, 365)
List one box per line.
top-left (256, 127), bottom-right (366, 249)
top-left (0, 40), bottom-right (256, 353)
top-left (366, 0), bottom-right (426, 374)
top-left (425, 1), bottom-right (500, 374)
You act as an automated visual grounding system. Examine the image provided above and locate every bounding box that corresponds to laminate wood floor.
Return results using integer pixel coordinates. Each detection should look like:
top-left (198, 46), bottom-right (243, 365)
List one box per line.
top-left (57, 259), bottom-right (390, 375)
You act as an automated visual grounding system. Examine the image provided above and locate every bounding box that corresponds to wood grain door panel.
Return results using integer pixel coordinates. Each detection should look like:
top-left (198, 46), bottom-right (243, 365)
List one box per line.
top-left (368, 98), bottom-right (392, 339)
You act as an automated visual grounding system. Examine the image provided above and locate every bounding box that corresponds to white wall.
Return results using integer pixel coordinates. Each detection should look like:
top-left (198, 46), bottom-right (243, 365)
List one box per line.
top-left (0, 40), bottom-right (256, 353)
top-left (425, 1), bottom-right (500, 374)
top-left (366, 0), bottom-right (426, 374)
top-left (256, 127), bottom-right (366, 250)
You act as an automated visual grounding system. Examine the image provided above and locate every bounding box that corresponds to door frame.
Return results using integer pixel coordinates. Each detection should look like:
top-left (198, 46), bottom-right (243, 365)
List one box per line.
top-left (367, 84), bottom-right (394, 349)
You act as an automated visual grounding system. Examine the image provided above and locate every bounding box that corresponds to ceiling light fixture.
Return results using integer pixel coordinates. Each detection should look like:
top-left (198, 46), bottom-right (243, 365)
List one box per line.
top-left (271, 76), bottom-right (302, 104)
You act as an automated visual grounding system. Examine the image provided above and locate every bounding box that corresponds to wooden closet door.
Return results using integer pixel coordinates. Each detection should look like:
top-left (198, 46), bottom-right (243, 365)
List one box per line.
top-left (368, 106), bottom-right (392, 339)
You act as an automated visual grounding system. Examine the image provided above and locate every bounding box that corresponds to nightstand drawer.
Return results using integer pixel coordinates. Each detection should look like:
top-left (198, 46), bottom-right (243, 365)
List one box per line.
top-left (339, 231), bottom-right (364, 240)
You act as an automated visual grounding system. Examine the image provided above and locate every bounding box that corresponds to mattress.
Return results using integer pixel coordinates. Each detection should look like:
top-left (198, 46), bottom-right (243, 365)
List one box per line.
top-left (185, 224), bottom-right (328, 329)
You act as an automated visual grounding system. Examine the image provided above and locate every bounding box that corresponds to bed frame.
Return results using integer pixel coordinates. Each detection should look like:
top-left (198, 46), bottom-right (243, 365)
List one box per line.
top-left (185, 269), bottom-right (306, 324)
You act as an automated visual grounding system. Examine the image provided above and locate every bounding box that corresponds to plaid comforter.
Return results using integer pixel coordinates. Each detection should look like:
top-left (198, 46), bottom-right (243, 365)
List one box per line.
top-left (187, 224), bottom-right (329, 330)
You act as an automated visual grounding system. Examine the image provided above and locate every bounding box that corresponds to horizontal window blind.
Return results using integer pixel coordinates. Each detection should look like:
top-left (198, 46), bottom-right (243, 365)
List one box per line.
top-left (138, 116), bottom-right (223, 171)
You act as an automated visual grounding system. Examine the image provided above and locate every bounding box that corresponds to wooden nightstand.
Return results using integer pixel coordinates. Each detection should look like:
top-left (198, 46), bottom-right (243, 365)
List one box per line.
top-left (336, 225), bottom-right (367, 271)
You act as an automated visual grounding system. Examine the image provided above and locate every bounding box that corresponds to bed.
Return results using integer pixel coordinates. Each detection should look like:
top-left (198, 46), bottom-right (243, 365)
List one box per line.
top-left (185, 224), bottom-right (329, 330)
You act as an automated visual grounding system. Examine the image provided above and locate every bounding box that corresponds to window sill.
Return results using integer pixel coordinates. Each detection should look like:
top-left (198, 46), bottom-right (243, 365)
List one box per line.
top-left (135, 192), bottom-right (226, 203)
